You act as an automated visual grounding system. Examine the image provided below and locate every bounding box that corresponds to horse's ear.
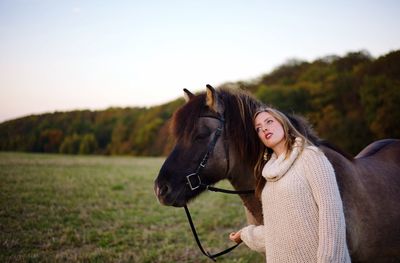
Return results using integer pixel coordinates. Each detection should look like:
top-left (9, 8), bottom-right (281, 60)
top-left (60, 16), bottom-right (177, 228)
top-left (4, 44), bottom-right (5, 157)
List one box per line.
top-left (183, 88), bottom-right (195, 102)
top-left (206, 84), bottom-right (223, 113)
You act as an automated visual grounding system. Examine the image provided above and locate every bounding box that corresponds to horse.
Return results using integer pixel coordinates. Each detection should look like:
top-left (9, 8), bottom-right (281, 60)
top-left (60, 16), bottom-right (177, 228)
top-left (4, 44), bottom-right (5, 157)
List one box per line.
top-left (154, 85), bottom-right (400, 262)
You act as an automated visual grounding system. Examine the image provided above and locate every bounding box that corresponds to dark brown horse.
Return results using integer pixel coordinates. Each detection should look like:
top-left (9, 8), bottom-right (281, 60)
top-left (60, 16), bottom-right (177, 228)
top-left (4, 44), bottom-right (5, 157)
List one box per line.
top-left (154, 86), bottom-right (400, 262)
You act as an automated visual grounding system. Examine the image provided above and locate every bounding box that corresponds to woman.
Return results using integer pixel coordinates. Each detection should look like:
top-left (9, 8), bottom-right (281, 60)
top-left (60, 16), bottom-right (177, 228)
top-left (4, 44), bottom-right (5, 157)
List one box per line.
top-left (229, 107), bottom-right (351, 262)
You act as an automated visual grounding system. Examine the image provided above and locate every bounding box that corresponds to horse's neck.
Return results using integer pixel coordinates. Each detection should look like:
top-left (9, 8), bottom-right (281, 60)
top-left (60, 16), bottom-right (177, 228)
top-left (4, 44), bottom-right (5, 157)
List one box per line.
top-left (228, 165), bottom-right (263, 225)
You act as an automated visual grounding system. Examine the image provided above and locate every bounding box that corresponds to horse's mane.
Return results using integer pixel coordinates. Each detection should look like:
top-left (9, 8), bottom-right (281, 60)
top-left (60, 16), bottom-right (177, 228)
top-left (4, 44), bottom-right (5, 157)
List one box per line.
top-left (219, 88), bottom-right (264, 165)
top-left (171, 87), bottom-right (352, 161)
top-left (171, 88), bottom-right (263, 164)
top-left (287, 113), bottom-right (353, 160)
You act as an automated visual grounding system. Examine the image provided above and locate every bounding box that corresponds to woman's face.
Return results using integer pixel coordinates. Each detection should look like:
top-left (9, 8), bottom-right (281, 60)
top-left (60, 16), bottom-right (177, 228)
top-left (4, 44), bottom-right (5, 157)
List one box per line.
top-left (254, 111), bottom-right (286, 155)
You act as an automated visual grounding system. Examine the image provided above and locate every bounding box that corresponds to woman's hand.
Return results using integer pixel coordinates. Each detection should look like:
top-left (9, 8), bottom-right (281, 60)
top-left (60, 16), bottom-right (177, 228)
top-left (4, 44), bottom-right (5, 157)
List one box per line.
top-left (229, 231), bottom-right (242, 244)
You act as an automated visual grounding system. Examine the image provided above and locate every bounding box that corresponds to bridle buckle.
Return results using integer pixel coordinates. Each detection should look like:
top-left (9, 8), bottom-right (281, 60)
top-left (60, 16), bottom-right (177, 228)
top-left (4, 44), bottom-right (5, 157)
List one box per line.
top-left (186, 173), bottom-right (201, 190)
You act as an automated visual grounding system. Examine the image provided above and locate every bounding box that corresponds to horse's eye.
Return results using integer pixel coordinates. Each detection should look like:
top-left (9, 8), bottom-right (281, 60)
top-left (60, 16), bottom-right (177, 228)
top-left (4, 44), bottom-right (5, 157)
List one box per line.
top-left (195, 132), bottom-right (210, 141)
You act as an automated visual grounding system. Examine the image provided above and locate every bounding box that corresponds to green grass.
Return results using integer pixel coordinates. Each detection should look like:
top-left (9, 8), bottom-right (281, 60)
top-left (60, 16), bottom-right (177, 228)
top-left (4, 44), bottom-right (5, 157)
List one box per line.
top-left (0, 152), bottom-right (263, 262)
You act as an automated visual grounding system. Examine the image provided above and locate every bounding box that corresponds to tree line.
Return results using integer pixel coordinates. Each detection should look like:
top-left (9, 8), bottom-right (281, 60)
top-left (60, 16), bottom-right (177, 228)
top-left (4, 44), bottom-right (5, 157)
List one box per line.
top-left (0, 50), bottom-right (399, 156)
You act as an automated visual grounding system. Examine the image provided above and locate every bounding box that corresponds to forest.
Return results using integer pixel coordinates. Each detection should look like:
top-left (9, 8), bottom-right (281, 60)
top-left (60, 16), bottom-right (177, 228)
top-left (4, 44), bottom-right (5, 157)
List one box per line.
top-left (0, 50), bottom-right (399, 156)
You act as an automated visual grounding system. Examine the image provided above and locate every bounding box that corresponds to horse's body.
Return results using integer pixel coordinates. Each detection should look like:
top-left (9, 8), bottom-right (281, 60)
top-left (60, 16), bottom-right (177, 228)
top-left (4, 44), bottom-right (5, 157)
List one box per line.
top-left (154, 86), bottom-right (400, 262)
top-left (321, 142), bottom-right (400, 262)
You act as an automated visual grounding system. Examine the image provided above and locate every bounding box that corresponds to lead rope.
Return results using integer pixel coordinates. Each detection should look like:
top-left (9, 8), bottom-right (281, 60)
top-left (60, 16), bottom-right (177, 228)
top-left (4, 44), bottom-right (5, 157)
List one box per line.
top-left (184, 205), bottom-right (240, 262)
top-left (184, 187), bottom-right (255, 261)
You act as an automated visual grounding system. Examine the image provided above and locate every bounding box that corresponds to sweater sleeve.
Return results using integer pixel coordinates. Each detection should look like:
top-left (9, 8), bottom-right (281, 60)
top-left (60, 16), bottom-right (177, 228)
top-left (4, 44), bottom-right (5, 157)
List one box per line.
top-left (239, 224), bottom-right (266, 253)
top-left (302, 148), bottom-right (349, 263)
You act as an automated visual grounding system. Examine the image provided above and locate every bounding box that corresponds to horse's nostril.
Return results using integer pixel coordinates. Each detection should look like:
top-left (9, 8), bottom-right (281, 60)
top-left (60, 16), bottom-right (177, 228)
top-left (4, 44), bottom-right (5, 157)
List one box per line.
top-left (159, 184), bottom-right (170, 197)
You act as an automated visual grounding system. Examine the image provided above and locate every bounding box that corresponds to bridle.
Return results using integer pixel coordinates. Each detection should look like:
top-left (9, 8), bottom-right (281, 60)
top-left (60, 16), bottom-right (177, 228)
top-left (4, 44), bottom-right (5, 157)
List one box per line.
top-left (185, 114), bottom-right (226, 191)
top-left (183, 114), bottom-right (254, 261)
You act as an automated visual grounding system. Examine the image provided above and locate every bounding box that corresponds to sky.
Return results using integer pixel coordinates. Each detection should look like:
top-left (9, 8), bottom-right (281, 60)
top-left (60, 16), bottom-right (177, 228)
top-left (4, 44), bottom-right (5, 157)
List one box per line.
top-left (0, 0), bottom-right (399, 123)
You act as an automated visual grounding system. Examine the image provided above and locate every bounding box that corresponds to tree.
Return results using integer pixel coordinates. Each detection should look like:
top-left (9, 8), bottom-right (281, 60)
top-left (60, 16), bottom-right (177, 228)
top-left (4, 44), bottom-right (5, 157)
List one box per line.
top-left (59, 134), bottom-right (81, 154)
top-left (79, 134), bottom-right (98, 154)
top-left (360, 76), bottom-right (400, 138)
top-left (39, 129), bottom-right (64, 153)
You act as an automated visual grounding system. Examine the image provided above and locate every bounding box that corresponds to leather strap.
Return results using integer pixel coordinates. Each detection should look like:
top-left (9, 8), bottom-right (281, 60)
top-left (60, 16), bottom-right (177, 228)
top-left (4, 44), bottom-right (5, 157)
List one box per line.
top-left (184, 205), bottom-right (241, 261)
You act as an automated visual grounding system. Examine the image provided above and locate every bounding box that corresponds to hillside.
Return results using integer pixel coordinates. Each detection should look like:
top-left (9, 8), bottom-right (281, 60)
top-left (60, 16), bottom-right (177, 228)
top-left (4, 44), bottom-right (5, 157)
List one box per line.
top-left (1, 50), bottom-right (399, 156)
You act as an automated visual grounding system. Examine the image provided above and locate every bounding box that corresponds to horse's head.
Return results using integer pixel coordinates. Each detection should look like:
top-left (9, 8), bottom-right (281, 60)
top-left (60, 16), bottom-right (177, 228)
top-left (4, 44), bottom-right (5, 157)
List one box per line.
top-left (154, 85), bottom-right (230, 207)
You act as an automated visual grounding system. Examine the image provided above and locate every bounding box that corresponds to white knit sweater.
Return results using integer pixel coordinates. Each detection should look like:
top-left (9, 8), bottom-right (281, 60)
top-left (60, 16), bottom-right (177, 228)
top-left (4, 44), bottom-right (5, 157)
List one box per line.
top-left (240, 140), bottom-right (351, 262)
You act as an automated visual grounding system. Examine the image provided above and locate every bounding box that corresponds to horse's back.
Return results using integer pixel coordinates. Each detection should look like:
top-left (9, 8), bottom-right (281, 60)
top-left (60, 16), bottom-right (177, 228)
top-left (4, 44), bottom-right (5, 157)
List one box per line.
top-left (354, 138), bottom-right (400, 189)
top-left (355, 139), bottom-right (400, 184)
top-left (355, 139), bottom-right (400, 160)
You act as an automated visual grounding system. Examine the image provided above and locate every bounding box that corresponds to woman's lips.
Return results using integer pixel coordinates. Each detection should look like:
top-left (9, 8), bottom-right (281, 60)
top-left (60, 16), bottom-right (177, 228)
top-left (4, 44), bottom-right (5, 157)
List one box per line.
top-left (265, 133), bottom-right (272, 140)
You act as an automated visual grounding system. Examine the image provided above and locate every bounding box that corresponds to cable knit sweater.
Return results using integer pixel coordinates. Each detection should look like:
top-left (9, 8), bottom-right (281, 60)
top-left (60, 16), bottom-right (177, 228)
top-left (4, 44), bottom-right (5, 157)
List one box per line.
top-left (240, 140), bottom-right (351, 262)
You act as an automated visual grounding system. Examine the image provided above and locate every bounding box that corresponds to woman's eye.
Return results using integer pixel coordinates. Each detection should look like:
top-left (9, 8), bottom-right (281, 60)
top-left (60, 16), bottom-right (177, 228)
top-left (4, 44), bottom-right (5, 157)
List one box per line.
top-left (267, 120), bottom-right (273, 124)
top-left (256, 127), bottom-right (261, 133)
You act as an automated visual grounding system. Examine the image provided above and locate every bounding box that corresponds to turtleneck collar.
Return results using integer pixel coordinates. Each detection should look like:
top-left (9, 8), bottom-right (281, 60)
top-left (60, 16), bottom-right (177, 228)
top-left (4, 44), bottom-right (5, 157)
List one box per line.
top-left (262, 137), bottom-right (303, 182)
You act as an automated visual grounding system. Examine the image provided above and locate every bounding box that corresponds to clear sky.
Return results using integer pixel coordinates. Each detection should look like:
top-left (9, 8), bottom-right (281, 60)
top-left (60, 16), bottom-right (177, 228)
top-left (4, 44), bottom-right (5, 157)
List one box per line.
top-left (1, 0), bottom-right (399, 123)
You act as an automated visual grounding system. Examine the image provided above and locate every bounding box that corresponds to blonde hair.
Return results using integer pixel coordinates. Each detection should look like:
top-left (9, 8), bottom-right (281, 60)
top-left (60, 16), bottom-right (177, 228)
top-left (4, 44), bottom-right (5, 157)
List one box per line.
top-left (253, 107), bottom-right (313, 199)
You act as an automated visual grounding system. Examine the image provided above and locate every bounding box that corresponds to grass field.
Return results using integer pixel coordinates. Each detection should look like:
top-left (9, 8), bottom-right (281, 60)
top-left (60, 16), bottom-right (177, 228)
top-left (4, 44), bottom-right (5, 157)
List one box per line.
top-left (0, 152), bottom-right (263, 262)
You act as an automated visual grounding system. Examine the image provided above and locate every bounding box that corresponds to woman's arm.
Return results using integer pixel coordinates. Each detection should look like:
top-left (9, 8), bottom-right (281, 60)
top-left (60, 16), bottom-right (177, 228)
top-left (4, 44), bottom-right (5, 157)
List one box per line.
top-left (238, 224), bottom-right (266, 253)
top-left (303, 148), bottom-right (349, 262)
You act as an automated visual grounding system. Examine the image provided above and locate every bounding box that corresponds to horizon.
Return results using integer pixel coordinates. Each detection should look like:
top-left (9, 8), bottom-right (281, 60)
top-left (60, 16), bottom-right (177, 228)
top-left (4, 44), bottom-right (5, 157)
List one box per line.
top-left (1, 0), bottom-right (399, 123)
top-left (0, 48), bottom-right (395, 124)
